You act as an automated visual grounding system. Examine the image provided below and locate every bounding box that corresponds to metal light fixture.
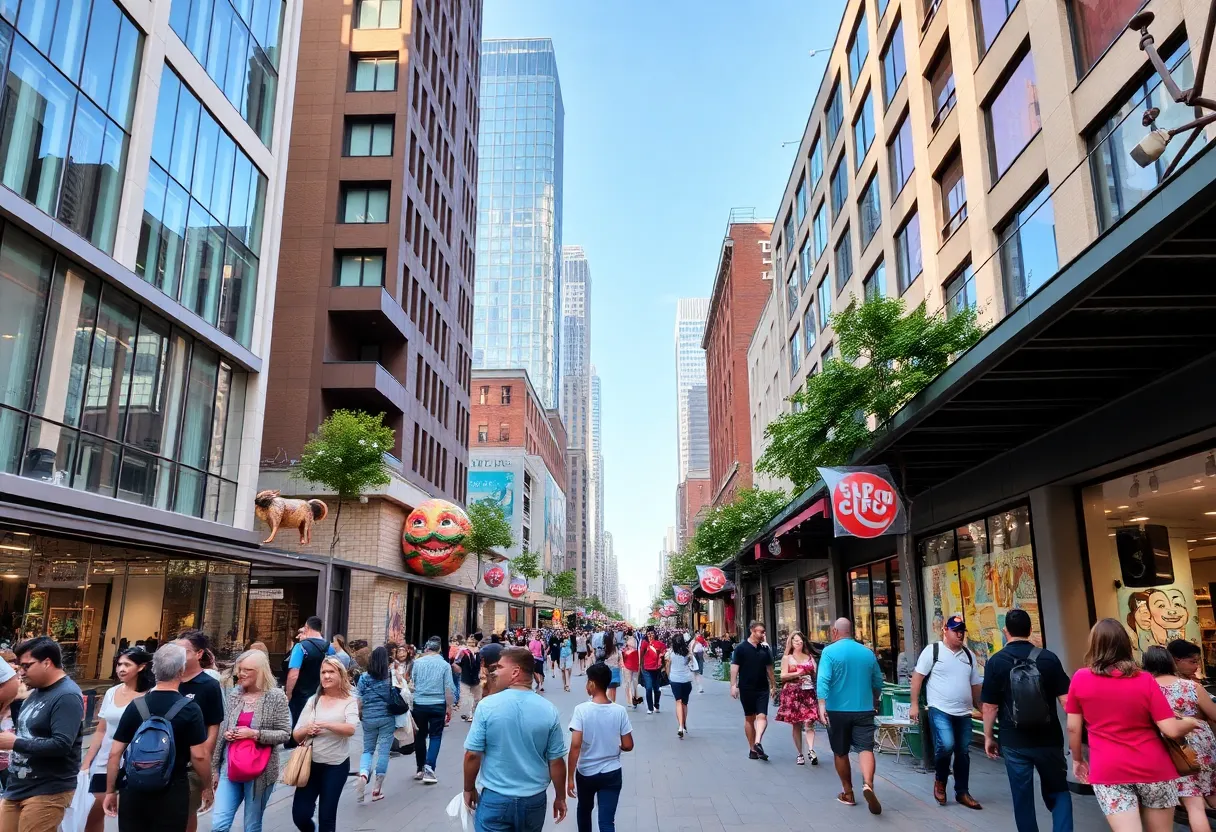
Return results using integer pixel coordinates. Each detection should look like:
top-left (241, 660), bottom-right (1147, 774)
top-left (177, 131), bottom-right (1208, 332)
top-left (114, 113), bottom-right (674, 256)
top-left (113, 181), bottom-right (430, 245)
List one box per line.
top-left (1128, 10), bottom-right (1216, 175)
top-left (1149, 470), bottom-right (1160, 493)
top-left (1130, 475), bottom-right (1141, 499)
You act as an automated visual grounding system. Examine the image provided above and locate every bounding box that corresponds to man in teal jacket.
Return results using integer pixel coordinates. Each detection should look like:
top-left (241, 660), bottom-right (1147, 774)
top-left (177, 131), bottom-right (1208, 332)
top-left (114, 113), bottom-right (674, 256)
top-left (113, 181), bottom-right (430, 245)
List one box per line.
top-left (816, 618), bottom-right (884, 815)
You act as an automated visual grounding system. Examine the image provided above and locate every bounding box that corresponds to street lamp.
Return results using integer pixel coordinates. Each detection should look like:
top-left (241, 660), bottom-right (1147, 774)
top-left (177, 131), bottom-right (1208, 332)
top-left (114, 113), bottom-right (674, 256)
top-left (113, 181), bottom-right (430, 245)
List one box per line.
top-left (1128, 8), bottom-right (1216, 175)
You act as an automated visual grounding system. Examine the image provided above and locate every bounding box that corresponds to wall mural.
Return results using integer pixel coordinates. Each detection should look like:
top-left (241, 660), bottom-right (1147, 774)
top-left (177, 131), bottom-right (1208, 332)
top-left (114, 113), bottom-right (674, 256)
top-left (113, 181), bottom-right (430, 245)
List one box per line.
top-left (1120, 585), bottom-right (1200, 659)
top-left (401, 499), bottom-right (472, 577)
top-left (385, 592), bottom-right (405, 646)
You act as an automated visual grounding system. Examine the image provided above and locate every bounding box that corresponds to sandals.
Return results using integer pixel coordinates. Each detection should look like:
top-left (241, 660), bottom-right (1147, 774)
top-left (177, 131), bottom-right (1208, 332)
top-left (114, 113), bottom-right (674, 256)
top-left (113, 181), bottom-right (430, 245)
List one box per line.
top-left (461, 714), bottom-right (471, 722)
top-left (371, 789), bottom-right (385, 802)
top-left (564, 685), bottom-right (570, 692)
top-left (837, 791), bottom-right (856, 807)
top-left (808, 751), bottom-right (819, 766)
top-left (796, 754), bottom-right (805, 766)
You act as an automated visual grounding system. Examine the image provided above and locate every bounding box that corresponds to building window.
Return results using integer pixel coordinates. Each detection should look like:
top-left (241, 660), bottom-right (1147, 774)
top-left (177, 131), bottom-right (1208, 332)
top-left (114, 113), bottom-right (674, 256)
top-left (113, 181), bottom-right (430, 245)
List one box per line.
top-left (795, 177), bottom-right (807, 225)
top-left (826, 81), bottom-right (844, 147)
top-left (822, 342), bottom-right (835, 363)
top-left (813, 203), bottom-right (828, 260)
top-left (817, 278), bottom-right (832, 330)
top-left (341, 185), bottom-right (389, 224)
top-left (830, 157), bottom-right (848, 217)
top-left (799, 238), bottom-right (813, 289)
top-left (881, 19), bottom-right (906, 108)
top-left (479, 386), bottom-right (489, 405)
top-left (498, 422), bottom-right (509, 441)
top-left (849, 558), bottom-right (905, 680)
top-left (895, 210), bottom-right (923, 294)
top-left (345, 118), bottom-right (393, 156)
top-left (335, 252), bottom-right (385, 287)
top-left (0, 4), bottom-right (143, 256)
top-left (944, 263), bottom-right (976, 318)
top-left (977, 0), bottom-right (1020, 52)
top-left (790, 330), bottom-right (802, 375)
top-left (834, 228), bottom-right (853, 294)
top-left (137, 66), bottom-right (266, 347)
top-left (477, 424), bottom-right (488, 442)
top-left (999, 185), bottom-right (1057, 310)
top-left (810, 136), bottom-right (824, 187)
top-left (889, 112), bottom-right (915, 196)
top-left (929, 48), bottom-right (957, 130)
top-left (803, 306), bottom-right (817, 354)
top-left (168, 0), bottom-right (283, 145)
top-left (785, 271), bottom-right (799, 319)
top-left (938, 150), bottom-right (967, 240)
top-left (847, 11), bottom-right (869, 88)
top-left (1091, 50), bottom-right (1200, 230)
top-left (501, 386), bottom-right (512, 404)
top-left (853, 89), bottom-right (875, 167)
top-left (0, 223), bottom-right (246, 522)
top-left (859, 175), bottom-right (881, 249)
top-left (356, 0), bottom-right (401, 29)
top-left (351, 56), bottom-right (397, 91)
top-left (783, 209), bottom-right (796, 254)
top-left (864, 260), bottom-right (887, 301)
top-left (805, 574), bottom-right (833, 644)
top-left (987, 51), bottom-right (1041, 178)
top-left (1072, 0), bottom-right (1145, 73)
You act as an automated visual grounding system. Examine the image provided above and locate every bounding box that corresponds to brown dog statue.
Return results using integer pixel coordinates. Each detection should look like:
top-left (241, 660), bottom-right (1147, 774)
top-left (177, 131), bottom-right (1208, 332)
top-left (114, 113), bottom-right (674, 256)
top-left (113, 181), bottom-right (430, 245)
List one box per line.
top-left (254, 490), bottom-right (329, 545)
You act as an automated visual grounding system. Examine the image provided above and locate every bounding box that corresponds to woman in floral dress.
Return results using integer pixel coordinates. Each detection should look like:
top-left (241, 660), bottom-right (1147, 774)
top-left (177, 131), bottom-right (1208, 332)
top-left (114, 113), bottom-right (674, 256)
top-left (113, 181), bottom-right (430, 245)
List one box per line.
top-left (776, 631), bottom-right (820, 765)
top-left (1144, 645), bottom-right (1216, 832)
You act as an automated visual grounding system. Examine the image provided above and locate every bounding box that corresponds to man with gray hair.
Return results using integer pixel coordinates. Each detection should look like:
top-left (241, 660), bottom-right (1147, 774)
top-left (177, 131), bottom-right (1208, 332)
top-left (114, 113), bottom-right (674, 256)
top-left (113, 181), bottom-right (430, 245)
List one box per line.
top-left (410, 636), bottom-right (456, 784)
top-left (103, 644), bottom-right (210, 832)
top-left (816, 618), bottom-right (884, 815)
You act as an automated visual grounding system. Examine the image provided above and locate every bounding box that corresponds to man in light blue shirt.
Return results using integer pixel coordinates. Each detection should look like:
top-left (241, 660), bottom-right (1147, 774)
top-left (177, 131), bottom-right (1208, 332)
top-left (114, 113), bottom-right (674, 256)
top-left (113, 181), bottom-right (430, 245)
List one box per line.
top-left (816, 618), bottom-right (884, 815)
top-left (411, 636), bottom-right (456, 784)
top-left (464, 647), bottom-right (567, 832)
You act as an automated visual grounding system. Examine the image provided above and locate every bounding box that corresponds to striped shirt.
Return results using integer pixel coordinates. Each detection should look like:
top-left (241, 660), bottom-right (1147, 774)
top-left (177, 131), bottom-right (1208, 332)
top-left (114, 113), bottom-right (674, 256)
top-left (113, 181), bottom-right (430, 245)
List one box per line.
top-left (411, 652), bottom-right (457, 706)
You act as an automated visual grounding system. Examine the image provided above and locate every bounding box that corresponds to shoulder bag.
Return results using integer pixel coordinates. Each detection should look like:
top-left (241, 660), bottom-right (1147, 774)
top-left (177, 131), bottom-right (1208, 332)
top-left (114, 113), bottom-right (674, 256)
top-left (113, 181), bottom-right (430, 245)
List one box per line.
top-left (1163, 731), bottom-right (1200, 775)
top-left (280, 739), bottom-right (312, 786)
top-left (226, 697), bottom-right (272, 782)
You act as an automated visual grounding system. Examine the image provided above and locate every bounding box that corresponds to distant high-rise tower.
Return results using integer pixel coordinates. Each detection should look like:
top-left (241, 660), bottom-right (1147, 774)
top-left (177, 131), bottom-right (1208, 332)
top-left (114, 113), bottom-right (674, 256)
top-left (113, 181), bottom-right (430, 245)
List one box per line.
top-left (561, 245), bottom-right (591, 597)
top-left (676, 299), bottom-right (710, 480)
top-left (589, 370), bottom-right (604, 598)
top-left (474, 39), bottom-right (565, 410)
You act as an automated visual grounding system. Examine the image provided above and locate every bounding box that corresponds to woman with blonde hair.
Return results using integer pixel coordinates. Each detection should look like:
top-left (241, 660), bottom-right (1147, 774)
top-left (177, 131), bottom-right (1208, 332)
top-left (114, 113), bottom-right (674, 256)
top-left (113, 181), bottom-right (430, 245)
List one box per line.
top-left (291, 656), bottom-right (358, 832)
top-left (775, 631), bottom-right (819, 766)
top-left (210, 649), bottom-right (292, 832)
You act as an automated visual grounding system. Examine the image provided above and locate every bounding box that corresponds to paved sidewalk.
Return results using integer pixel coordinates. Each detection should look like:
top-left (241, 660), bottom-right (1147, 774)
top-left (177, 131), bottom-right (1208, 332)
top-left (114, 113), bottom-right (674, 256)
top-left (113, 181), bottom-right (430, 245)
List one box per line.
top-left (108, 663), bottom-right (1114, 831)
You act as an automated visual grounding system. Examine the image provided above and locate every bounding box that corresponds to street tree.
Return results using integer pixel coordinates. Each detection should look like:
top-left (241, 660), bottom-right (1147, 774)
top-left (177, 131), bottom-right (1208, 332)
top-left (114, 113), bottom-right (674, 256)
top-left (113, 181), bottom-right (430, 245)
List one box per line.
top-left (298, 409), bottom-right (394, 554)
top-left (544, 568), bottom-right (578, 623)
top-left (756, 295), bottom-right (982, 490)
top-left (465, 499), bottom-right (514, 586)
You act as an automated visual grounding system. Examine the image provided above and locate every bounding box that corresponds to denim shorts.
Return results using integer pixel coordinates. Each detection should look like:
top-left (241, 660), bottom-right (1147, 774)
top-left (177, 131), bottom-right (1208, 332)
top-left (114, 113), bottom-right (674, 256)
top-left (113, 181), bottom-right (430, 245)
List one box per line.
top-left (609, 667), bottom-right (621, 688)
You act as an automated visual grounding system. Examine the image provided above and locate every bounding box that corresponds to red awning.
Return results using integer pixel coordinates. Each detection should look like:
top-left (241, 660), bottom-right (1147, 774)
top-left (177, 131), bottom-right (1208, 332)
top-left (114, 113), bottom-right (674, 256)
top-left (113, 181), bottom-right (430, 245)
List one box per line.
top-left (773, 498), bottom-right (827, 539)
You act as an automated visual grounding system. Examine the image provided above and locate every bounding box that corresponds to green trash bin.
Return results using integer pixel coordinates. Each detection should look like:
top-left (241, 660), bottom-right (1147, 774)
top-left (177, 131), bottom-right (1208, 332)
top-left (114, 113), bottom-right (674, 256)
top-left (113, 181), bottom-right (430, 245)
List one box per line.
top-left (886, 685), bottom-right (924, 759)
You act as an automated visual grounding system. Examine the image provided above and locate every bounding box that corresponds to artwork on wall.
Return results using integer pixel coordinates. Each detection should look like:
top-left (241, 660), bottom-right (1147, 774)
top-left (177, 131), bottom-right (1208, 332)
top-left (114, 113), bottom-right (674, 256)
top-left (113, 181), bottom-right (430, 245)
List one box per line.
top-left (385, 591), bottom-right (405, 646)
top-left (958, 544), bottom-right (1042, 667)
top-left (1119, 584), bottom-right (1200, 659)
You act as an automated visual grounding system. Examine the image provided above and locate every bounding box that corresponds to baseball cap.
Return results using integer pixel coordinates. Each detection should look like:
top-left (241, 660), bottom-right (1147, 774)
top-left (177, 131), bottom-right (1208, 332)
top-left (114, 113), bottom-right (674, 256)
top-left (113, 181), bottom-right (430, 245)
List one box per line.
top-left (945, 615), bottom-right (966, 633)
top-left (479, 643), bottom-right (504, 665)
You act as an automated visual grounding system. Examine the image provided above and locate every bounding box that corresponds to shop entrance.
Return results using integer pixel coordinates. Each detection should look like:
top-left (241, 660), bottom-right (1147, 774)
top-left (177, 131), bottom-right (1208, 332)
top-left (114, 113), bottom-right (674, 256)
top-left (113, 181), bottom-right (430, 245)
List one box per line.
top-left (245, 568), bottom-right (320, 676)
top-left (847, 557), bottom-right (905, 682)
top-left (407, 583), bottom-right (452, 652)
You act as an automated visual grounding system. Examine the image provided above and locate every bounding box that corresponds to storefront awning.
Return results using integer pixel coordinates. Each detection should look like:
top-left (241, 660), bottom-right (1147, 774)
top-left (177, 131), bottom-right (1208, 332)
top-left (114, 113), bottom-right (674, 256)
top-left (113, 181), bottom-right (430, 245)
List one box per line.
top-left (772, 497), bottom-right (827, 539)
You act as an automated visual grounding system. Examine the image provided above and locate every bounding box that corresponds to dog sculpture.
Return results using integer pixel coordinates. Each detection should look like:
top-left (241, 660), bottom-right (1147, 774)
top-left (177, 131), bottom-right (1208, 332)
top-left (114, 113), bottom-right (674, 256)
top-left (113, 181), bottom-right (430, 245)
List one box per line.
top-left (254, 490), bottom-right (329, 545)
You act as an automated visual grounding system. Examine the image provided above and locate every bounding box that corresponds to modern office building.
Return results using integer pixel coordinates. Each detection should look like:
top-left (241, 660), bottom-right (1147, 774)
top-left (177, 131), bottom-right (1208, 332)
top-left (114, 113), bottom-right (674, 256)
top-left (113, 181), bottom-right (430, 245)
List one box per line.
top-left (473, 39), bottom-right (565, 410)
top-left (732, 0), bottom-right (1216, 686)
top-left (603, 531), bottom-right (617, 612)
top-left (702, 211), bottom-right (773, 508)
top-left (259, 0), bottom-right (484, 651)
top-left (560, 245), bottom-right (591, 595)
top-left (588, 369), bottom-right (604, 598)
top-left (0, 0), bottom-right (308, 681)
top-left (675, 298), bottom-right (710, 480)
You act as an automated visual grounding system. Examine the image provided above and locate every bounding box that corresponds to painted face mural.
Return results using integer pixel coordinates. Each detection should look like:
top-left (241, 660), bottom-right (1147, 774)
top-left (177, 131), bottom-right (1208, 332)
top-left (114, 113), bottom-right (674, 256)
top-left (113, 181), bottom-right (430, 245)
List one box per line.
top-left (483, 565), bottom-right (506, 588)
top-left (401, 500), bottom-right (471, 577)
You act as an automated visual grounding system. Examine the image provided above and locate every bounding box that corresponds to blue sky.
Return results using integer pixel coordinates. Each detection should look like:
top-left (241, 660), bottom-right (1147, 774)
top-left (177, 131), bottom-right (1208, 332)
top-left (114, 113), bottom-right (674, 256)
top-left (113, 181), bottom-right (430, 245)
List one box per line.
top-left (483, 1), bottom-right (846, 620)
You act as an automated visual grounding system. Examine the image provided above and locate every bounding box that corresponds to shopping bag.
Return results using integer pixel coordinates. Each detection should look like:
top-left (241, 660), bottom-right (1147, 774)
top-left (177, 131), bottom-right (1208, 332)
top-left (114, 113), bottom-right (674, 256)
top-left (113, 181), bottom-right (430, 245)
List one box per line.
top-left (446, 791), bottom-right (471, 831)
top-left (57, 771), bottom-right (93, 832)
top-left (280, 739), bottom-right (313, 787)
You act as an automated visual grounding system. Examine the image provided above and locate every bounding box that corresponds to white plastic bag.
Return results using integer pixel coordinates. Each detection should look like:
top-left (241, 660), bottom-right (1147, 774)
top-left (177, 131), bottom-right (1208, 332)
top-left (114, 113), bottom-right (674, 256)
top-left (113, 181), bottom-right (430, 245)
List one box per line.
top-left (57, 770), bottom-right (93, 832)
top-left (445, 791), bottom-right (471, 831)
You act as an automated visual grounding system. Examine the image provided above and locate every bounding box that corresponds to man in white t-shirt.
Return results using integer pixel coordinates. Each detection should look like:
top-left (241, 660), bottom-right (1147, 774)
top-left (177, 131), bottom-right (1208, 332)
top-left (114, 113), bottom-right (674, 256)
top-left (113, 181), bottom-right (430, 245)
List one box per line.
top-left (910, 615), bottom-right (983, 810)
top-left (568, 663), bottom-right (633, 832)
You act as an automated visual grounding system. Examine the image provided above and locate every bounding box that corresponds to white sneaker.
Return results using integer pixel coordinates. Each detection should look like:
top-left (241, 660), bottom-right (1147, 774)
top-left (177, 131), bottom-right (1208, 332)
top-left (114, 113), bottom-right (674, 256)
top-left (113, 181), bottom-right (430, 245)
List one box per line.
top-left (423, 766), bottom-right (438, 785)
top-left (647, 708), bottom-right (654, 714)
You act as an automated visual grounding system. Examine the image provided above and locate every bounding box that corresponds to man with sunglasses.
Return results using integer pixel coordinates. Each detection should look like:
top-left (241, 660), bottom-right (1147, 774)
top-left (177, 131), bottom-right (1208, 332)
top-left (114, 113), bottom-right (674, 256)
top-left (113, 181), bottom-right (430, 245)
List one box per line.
top-left (0, 636), bottom-right (84, 832)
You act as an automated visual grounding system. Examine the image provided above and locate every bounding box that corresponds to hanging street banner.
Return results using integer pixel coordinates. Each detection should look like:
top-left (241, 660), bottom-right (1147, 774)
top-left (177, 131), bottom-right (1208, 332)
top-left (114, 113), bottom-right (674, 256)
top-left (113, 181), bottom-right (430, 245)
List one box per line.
top-left (673, 585), bottom-right (692, 605)
top-left (661, 600), bottom-right (678, 617)
top-left (508, 575), bottom-right (528, 598)
top-left (816, 465), bottom-right (906, 539)
top-left (696, 565), bottom-right (728, 594)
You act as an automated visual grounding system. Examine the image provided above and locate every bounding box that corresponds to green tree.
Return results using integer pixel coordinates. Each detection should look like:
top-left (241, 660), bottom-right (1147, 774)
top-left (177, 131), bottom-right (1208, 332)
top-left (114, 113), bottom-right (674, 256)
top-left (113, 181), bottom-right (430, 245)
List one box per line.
top-left (756, 295), bottom-right (983, 490)
top-left (465, 499), bottom-right (515, 586)
top-left (510, 550), bottom-right (542, 580)
top-left (544, 568), bottom-right (578, 623)
top-left (298, 409), bottom-right (394, 553)
top-left (690, 488), bottom-right (789, 566)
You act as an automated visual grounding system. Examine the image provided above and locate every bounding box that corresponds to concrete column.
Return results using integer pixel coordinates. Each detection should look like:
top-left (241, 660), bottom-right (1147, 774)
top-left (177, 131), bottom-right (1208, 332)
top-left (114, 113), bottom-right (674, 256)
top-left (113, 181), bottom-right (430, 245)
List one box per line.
top-left (896, 531), bottom-right (922, 674)
top-left (759, 569), bottom-right (772, 633)
top-left (1029, 486), bottom-right (1091, 672)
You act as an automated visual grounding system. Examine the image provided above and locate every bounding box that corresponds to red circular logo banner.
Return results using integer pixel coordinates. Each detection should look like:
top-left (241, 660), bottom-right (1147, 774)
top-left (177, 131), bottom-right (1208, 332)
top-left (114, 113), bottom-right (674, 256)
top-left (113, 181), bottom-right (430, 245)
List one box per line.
top-left (699, 567), bottom-right (726, 593)
top-left (508, 578), bottom-right (527, 598)
top-left (675, 587), bottom-right (691, 605)
top-left (483, 565), bottom-right (505, 588)
top-left (831, 471), bottom-right (899, 538)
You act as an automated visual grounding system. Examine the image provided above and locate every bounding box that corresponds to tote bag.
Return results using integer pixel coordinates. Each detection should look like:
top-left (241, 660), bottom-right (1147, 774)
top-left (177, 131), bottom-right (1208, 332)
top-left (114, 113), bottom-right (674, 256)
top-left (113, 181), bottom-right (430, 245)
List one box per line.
top-left (280, 739), bottom-right (313, 787)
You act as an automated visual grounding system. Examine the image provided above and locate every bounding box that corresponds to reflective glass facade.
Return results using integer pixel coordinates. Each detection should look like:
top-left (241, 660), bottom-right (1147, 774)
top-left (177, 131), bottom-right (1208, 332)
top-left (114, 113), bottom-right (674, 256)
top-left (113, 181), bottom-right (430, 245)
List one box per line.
top-left (475, 39), bottom-right (565, 409)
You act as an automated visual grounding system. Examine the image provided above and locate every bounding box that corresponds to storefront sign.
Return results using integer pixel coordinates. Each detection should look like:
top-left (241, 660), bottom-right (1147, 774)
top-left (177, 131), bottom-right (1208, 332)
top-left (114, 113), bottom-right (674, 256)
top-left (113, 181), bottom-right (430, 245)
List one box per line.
top-left (673, 585), bottom-right (692, 605)
top-left (696, 565), bottom-right (728, 594)
top-left (248, 588), bottom-right (284, 600)
top-left (483, 564), bottom-right (506, 588)
top-left (508, 576), bottom-right (528, 598)
top-left (817, 465), bottom-right (906, 538)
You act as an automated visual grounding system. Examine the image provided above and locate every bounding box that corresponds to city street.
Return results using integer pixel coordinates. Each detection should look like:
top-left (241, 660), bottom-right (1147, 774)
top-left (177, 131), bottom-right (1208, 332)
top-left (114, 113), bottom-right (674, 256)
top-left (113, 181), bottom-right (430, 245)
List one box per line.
top-left (177, 660), bottom-right (1107, 832)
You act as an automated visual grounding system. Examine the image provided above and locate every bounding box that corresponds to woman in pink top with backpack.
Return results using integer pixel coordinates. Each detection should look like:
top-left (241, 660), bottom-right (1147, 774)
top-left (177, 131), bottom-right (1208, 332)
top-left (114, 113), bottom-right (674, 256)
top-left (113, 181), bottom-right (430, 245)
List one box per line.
top-left (1066, 618), bottom-right (1201, 831)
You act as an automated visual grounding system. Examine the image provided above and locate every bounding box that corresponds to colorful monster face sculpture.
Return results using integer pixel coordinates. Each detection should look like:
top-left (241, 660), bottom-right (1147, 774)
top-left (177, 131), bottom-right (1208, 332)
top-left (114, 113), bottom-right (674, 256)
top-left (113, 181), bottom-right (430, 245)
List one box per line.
top-left (483, 565), bottom-right (506, 588)
top-left (401, 499), bottom-right (471, 577)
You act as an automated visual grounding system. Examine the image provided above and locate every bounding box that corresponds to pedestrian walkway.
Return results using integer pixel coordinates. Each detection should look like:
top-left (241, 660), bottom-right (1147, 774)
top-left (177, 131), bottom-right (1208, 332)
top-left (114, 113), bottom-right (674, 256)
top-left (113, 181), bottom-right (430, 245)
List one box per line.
top-left (160, 663), bottom-right (1113, 832)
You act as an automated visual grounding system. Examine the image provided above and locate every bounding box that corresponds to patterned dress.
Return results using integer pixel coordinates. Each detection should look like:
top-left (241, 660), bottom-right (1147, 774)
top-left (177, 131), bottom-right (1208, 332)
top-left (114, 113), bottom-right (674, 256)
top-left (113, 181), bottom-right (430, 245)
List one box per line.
top-left (776, 657), bottom-right (820, 724)
top-left (1160, 678), bottom-right (1216, 798)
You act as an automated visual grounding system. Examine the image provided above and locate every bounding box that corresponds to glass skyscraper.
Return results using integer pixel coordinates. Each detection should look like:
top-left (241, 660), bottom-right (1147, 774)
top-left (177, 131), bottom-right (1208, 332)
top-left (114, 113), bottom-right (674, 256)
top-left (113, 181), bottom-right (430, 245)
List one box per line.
top-left (475, 39), bottom-right (565, 409)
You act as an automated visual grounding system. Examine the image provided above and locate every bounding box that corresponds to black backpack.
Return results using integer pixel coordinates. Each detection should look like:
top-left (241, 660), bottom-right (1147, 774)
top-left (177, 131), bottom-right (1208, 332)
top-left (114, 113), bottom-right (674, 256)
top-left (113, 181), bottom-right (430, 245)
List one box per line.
top-left (1007, 647), bottom-right (1052, 728)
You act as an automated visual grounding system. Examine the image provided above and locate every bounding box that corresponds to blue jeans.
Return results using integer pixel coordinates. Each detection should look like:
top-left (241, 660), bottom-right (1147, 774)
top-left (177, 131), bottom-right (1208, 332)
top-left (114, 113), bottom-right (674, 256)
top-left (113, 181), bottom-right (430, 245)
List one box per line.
top-left (412, 703), bottom-right (446, 771)
top-left (575, 768), bottom-right (622, 832)
top-left (928, 707), bottom-right (972, 796)
top-left (641, 669), bottom-right (662, 711)
top-left (1002, 745), bottom-right (1073, 832)
top-left (453, 669), bottom-right (462, 704)
top-left (474, 787), bottom-right (548, 832)
top-left (210, 765), bottom-right (274, 832)
top-left (360, 715), bottom-right (396, 776)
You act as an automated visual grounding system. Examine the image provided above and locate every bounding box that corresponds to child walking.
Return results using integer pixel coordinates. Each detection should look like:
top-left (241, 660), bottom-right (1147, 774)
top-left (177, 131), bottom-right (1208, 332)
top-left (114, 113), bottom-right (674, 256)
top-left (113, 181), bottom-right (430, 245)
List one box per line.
top-left (568, 663), bottom-right (634, 832)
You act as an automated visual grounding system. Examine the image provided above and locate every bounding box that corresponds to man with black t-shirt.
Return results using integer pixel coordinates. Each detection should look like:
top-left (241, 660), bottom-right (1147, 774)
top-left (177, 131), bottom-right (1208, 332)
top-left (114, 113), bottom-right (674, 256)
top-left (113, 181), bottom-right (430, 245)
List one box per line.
top-left (174, 630), bottom-right (223, 832)
top-left (104, 644), bottom-right (209, 832)
top-left (730, 622), bottom-right (776, 761)
top-left (980, 609), bottom-right (1072, 832)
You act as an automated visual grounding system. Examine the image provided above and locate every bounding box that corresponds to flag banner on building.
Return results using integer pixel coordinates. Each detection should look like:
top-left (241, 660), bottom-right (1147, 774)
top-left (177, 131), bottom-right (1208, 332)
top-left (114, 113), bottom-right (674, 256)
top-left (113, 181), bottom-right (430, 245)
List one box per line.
top-left (816, 465), bottom-right (906, 539)
top-left (482, 564), bottom-right (506, 588)
top-left (661, 600), bottom-right (677, 617)
top-left (673, 585), bottom-right (692, 605)
top-left (696, 565), bottom-right (729, 594)
top-left (508, 575), bottom-right (528, 598)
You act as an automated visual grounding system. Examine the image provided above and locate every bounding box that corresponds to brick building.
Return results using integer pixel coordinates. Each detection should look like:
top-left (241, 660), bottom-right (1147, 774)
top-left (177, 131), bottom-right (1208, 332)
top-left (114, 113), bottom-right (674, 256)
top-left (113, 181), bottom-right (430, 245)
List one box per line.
top-left (702, 212), bottom-right (774, 507)
top-left (676, 478), bottom-right (713, 548)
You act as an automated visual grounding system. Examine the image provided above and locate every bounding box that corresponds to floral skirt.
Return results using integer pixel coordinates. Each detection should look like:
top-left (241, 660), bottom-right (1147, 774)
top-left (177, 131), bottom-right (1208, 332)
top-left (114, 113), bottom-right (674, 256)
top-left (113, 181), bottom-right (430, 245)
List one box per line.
top-left (776, 682), bottom-right (819, 724)
top-left (1178, 719), bottom-right (1216, 797)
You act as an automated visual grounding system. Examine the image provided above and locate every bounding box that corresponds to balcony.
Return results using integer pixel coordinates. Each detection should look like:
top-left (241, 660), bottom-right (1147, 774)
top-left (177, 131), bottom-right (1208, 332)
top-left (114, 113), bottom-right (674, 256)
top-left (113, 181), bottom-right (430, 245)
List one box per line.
top-left (327, 285), bottom-right (410, 343)
top-left (320, 360), bottom-right (408, 415)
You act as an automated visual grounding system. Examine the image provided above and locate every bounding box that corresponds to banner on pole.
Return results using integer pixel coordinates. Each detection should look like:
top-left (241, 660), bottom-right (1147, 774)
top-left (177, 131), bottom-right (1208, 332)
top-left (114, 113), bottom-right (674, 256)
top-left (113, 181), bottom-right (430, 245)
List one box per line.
top-left (816, 465), bottom-right (906, 538)
top-left (696, 565), bottom-right (728, 594)
top-left (673, 585), bottom-right (692, 605)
